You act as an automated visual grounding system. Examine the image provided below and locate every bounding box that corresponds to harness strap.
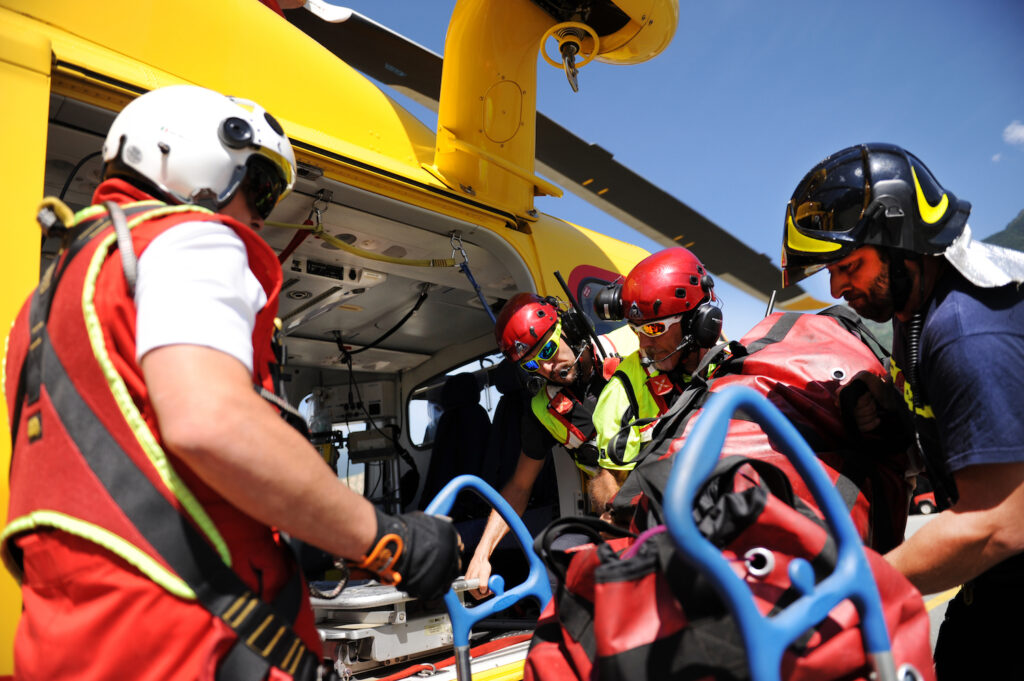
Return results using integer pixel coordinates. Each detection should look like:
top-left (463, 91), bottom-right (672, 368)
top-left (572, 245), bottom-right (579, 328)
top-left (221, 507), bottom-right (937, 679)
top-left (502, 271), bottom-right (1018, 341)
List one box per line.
top-left (818, 305), bottom-right (890, 363)
top-left (742, 312), bottom-right (800, 355)
top-left (458, 261), bottom-right (497, 324)
top-left (104, 200), bottom-right (139, 297)
top-left (22, 201), bottom-right (160, 412)
top-left (607, 340), bottom-right (741, 469)
top-left (13, 201), bottom-right (319, 680)
top-left (603, 370), bottom-right (641, 467)
top-left (256, 386), bottom-right (306, 424)
top-left (534, 384), bottom-right (588, 449)
top-left (31, 332), bottom-right (318, 679)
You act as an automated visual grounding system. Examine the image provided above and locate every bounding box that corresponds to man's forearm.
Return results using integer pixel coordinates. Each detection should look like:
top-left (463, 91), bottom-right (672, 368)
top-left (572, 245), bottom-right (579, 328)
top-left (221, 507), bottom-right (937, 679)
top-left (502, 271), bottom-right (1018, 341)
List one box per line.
top-left (886, 510), bottom-right (994, 595)
top-left (588, 467), bottom-right (627, 511)
top-left (474, 510), bottom-right (513, 563)
top-left (474, 483), bottom-right (531, 560)
top-left (144, 344), bottom-right (379, 559)
top-left (886, 462), bottom-right (1024, 594)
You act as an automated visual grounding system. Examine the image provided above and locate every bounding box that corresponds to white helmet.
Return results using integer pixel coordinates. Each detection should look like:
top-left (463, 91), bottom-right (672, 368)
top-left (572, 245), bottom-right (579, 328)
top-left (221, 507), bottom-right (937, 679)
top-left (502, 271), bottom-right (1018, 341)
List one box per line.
top-left (102, 84), bottom-right (296, 217)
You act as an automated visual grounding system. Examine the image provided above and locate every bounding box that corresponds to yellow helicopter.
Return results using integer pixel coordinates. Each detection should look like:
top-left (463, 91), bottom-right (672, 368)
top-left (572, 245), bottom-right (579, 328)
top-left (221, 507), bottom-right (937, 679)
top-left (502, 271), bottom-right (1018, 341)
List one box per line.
top-left (0, 0), bottom-right (825, 677)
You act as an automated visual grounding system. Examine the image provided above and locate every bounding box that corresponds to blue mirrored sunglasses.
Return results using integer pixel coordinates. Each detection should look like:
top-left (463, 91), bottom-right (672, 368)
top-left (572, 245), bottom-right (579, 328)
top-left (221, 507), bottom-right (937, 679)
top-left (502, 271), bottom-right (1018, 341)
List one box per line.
top-left (520, 321), bottom-right (562, 372)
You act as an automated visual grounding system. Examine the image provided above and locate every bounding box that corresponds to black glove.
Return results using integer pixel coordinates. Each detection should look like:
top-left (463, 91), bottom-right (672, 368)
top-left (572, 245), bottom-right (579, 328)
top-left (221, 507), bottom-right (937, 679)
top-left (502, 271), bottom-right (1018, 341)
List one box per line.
top-left (365, 509), bottom-right (461, 601)
top-left (838, 371), bottom-right (914, 453)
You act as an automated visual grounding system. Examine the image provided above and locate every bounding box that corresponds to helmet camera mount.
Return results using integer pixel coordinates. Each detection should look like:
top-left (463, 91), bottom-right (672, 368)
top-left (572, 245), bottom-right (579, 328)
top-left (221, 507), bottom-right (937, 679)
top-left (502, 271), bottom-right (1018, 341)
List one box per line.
top-left (219, 117), bottom-right (255, 149)
top-left (594, 280), bottom-right (624, 321)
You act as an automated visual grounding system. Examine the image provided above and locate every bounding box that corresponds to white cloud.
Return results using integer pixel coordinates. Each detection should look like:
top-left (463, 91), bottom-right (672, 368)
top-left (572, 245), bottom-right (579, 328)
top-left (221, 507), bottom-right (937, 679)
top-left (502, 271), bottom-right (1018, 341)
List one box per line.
top-left (993, 153), bottom-right (1002, 162)
top-left (1004, 120), bottom-right (1024, 146)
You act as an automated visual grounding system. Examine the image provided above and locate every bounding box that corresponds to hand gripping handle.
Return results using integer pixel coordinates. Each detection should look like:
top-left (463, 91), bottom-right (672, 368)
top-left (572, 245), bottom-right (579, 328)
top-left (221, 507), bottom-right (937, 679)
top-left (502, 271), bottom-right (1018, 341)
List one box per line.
top-left (425, 475), bottom-right (553, 669)
top-left (662, 386), bottom-right (898, 681)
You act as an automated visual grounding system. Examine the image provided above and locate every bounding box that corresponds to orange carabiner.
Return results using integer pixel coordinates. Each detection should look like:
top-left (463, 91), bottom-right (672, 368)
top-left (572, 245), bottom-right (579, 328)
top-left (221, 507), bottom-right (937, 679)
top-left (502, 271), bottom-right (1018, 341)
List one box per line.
top-left (355, 533), bottom-right (405, 586)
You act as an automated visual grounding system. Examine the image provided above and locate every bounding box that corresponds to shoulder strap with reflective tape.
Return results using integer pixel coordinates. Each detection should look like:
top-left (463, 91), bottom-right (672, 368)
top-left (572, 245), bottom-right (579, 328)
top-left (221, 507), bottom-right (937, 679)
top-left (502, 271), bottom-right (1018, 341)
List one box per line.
top-left (13, 204), bottom-right (321, 681)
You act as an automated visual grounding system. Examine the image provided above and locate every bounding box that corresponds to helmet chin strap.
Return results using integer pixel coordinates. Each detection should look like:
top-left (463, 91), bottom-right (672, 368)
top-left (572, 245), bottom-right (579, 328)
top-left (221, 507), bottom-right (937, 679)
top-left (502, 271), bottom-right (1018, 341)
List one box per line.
top-left (640, 336), bottom-right (696, 369)
top-left (889, 252), bottom-right (916, 314)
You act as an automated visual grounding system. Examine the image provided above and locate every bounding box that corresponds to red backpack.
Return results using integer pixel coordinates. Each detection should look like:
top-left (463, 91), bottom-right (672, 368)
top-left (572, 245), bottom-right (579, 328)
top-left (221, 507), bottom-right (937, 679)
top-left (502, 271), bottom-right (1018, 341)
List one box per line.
top-left (524, 456), bottom-right (934, 681)
top-left (612, 307), bottom-right (915, 553)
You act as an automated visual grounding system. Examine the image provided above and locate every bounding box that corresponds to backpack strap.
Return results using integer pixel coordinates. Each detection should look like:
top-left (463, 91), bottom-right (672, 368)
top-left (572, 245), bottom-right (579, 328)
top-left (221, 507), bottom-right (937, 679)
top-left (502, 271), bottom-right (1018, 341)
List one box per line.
top-left (532, 516), bottom-right (636, 661)
top-left (602, 370), bottom-right (641, 467)
top-left (13, 201), bottom-right (322, 680)
top-left (534, 516), bottom-right (636, 583)
top-left (606, 340), bottom-right (744, 470)
top-left (742, 313), bottom-right (802, 354)
top-left (817, 305), bottom-right (890, 363)
top-left (28, 331), bottom-right (320, 680)
top-left (638, 455), bottom-right (797, 529)
top-left (104, 200), bottom-right (139, 297)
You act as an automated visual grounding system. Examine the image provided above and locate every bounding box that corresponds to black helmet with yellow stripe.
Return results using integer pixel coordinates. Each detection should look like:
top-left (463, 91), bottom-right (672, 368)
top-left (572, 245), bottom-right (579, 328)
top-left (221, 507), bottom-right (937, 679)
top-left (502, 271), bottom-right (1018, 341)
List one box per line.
top-left (781, 143), bottom-right (970, 287)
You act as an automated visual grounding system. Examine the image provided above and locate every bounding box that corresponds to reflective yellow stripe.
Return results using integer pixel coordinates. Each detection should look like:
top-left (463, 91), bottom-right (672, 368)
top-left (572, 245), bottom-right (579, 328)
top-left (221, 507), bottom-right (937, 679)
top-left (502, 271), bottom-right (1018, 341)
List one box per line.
top-left (888, 361), bottom-right (935, 418)
top-left (472, 659), bottom-right (526, 681)
top-left (72, 203), bottom-right (110, 223)
top-left (281, 639), bottom-right (302, 672)
top-left (1, 511), bottom-right (195, 600)
top-left (262, 625), bottom-right (287, 656)
top-left (285, 642), bottom-right (305, 675)
top-left (912, 167), bottom-right (949, 224)
top-left (230, 598), bottom-right (258, 628)
top-left (222, 595), bottom-right (249, 623)
top-left (246, 614), bottom-right (274, 646)
top-left (80, 203), bottom-right (232, 567)
top-left (925, 587), bottom-right (959, 612)
top-left (785, 214), bottom-right (842, 254)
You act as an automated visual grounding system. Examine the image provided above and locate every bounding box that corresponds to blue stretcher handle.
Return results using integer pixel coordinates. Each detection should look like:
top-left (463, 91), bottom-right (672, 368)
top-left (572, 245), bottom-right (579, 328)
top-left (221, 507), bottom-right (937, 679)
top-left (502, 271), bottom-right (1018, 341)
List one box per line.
top-left (662, 386), bottom-right (898, 681)
top-left (425, 475), bottom-right (553, 670)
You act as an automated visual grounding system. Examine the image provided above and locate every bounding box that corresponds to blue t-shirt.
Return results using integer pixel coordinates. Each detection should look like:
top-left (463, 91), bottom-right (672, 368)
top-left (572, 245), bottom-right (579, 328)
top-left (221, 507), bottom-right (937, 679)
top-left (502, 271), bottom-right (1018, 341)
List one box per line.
top-left (896, 269), bottom-right (1024, 473)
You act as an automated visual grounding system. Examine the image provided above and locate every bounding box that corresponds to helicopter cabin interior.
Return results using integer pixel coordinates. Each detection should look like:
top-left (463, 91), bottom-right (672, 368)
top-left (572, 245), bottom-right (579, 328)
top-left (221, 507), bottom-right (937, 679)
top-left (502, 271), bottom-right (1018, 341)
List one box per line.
top-left (42, 92), bottom-right (621, 562)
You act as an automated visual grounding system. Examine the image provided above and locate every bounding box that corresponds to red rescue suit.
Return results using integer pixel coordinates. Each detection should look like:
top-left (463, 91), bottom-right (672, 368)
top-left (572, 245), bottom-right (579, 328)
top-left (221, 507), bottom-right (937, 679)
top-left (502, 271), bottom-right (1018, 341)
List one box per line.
top-left (2, 180), bottom-right (319, 681)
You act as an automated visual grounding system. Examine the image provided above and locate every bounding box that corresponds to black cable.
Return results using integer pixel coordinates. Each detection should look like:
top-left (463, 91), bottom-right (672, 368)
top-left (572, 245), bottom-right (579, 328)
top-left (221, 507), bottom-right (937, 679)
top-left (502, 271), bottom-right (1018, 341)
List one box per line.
top-left (340, 346), bottom-right (419, 487)
top-left (905, 312), bottom-right (925, 409)
top-left (352, 363), bottom-right (420, 473)
top-left (333, 286), bottom-right (429, 362)
top-left (58, 151), bottom-right (103, 201)
top-left (554, 270), bottom-right (606, 362)
top-left (366, 461), bottom-right (383, 500)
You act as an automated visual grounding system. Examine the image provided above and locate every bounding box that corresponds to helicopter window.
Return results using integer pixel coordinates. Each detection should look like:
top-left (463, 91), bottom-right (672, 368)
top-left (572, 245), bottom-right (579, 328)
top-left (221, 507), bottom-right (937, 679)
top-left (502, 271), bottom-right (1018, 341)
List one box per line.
top-left (407, 353), bottom-right (501, 449)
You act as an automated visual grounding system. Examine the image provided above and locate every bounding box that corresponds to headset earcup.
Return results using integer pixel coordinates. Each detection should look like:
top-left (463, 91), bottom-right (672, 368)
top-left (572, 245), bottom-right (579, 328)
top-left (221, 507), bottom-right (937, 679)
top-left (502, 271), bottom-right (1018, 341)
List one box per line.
top-left (690, 304), bottom-right (723, 348)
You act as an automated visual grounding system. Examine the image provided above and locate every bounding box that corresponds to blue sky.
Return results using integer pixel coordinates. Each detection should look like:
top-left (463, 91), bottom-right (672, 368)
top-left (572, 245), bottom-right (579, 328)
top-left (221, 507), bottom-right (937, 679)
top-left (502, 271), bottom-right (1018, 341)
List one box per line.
top-left (330, 0), bottom-right (1024, 339)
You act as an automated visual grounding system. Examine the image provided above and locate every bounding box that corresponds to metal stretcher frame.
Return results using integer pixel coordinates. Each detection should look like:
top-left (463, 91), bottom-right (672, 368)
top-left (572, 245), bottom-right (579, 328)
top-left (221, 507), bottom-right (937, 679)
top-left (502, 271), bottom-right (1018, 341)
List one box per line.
top-left (426, 475), bottom-right (553, 681)
top-left (661, 385), bottom-right (901, 681)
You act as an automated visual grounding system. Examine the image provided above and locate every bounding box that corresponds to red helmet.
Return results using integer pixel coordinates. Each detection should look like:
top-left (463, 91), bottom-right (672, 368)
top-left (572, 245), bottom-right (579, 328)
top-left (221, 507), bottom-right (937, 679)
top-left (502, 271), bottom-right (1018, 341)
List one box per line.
top-left (494, 293), bottom-right (560, 362)
top-left (621, 247), bottom-right (715, 322)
